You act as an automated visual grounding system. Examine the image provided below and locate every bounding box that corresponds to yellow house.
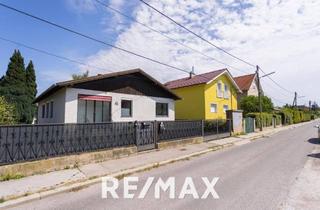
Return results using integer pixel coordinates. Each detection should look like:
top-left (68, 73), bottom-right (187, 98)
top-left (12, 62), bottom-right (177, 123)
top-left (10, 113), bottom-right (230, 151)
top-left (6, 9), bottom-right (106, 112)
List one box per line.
top-left (165, 69), bottom-right (242, 120)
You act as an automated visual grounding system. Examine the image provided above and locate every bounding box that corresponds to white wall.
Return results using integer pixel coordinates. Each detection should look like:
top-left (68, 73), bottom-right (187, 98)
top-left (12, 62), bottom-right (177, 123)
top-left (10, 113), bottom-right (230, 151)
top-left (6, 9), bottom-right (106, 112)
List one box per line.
top-left (37, 88), bottom-right (66, 124)
top-left (64, 88), bottom-right (175, 123)
top-left (247, 80), bottom-right (259, 96)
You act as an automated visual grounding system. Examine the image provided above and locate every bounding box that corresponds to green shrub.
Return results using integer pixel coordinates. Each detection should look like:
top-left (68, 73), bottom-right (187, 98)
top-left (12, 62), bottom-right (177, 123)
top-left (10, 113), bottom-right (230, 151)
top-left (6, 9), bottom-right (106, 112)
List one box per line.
top-left (246, 112), bottom-right (274, 128)
top-left (280, 108), bottom-right (313, 124)
top-left (273, 114), bottom-right (282, 125)
top-left (0, 173), bottom-right (24, 182)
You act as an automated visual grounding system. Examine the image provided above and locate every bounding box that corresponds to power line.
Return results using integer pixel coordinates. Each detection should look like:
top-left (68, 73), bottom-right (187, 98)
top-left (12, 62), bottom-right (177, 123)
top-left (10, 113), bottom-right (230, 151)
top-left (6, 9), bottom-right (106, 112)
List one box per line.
top-left (259, 67), bottom-right (295, 95)
top-left (138, 0), bottom-right (301, 101)
top-left (94, 0), bottom-right (251, 74)
top-left (0, 2), bottom-right (190, 74)
top-left (0, 36), bottom-right (115, 73)
top-left (261, 78), bottom-right (293, 99)
top-left (138, 0), bottom-right (256, 68)
top-left (264, 92), bottom-right (289, 105)
top-left (0, 2), bottom-right (248, 86)
top-left (0, 1), bottom-right (299, 103)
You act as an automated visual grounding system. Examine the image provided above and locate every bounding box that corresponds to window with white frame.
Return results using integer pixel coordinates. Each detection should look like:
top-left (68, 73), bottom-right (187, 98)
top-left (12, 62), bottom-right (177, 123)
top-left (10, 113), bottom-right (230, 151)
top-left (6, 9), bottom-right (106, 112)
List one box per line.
top-left (224, 84), bottom-right (229, 99)
top-left (217, 82), bottom-right (223, 98)
top-left (223, 105), bottom-right (229, 113)
top-left (210, 104), bottom-right (217, 113)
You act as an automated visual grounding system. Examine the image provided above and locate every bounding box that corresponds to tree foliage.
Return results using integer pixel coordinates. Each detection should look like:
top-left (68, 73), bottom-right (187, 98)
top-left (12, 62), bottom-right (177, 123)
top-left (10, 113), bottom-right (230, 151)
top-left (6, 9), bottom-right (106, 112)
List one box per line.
top-left (240, 95), bottom-right (274, 114)
top-left (0, 96), bottom-right (17, 124)
top-left (71, 70), bottom-right (89, 80)
top-left (0, 50), bottom-right (37, 124)
top-left (26, 61), bottom-right (37, 122)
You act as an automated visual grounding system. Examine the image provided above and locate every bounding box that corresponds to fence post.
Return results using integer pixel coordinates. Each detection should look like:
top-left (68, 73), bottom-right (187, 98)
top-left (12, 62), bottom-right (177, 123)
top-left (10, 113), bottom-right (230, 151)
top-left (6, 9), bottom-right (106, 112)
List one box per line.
top-left (154, 120), bottom-right (158, 144)
top-left (201, 120), bottom-right (204, 137)
top-left (216, 120), bottom-right (219, 135)
top-left (134, 121), bottom-right (138, 147)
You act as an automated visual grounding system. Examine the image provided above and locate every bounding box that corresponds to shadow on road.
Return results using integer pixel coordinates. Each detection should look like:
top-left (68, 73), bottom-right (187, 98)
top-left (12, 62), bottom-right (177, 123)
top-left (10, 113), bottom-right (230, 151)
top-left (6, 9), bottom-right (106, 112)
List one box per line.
top-left (308, 153), bottom-right (320, 159)
top-left (307, 138), bottom-right (320, 159)
top-left (308, 138), bottom-right (320, 145)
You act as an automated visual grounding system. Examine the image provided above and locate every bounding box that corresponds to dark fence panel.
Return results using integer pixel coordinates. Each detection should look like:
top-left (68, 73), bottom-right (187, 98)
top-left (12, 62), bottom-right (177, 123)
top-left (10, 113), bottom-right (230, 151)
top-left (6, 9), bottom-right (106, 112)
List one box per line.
top-left (0, 122), bottom-right (135, 165)
top-left (204, 119), bottom-right (231, 141)
top-left (0, 119), bottom-right (232, 165)
top-left (158, 120), bottom-right (202, 141)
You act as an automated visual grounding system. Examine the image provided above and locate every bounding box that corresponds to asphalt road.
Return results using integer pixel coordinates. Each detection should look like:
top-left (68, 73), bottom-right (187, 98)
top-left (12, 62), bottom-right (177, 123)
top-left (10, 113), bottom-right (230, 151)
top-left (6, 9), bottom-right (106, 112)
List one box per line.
top-left (9, 121), bottom-right (319, 210)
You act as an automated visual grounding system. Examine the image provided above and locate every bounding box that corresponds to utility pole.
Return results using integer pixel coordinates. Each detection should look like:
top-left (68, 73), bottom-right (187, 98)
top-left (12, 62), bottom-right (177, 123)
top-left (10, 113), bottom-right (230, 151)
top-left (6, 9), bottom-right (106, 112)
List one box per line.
top-left (256, 65), bottom-right (263, 131)
top-left (292, 92), bottom-right (297, 107)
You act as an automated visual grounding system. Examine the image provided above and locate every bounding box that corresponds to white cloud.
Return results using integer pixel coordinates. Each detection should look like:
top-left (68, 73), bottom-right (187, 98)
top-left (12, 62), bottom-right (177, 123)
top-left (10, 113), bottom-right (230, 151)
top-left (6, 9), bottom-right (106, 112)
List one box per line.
top-left (66, 0), bottom-right (97, 13)
top-left (80, 0), bottom-right (320, 105)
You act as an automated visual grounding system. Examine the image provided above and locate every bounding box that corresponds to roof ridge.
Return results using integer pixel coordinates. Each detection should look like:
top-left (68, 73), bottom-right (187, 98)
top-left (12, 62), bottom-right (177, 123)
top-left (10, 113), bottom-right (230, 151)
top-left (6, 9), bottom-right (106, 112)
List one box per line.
top-left (165, 68), bottom-right (227, 84)
top-left (234, 73), bottom-right (256, 79)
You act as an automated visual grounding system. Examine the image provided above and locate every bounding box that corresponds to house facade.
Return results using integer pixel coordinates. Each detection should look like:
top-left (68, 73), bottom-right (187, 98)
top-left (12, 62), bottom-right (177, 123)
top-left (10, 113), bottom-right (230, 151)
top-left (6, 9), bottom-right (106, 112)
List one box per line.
top-left (234, 73), bottom-right (262, 105)
top-left (165, 69), bottom-right (242, 120)
top-left (34, 69), bottom-right (180, 124)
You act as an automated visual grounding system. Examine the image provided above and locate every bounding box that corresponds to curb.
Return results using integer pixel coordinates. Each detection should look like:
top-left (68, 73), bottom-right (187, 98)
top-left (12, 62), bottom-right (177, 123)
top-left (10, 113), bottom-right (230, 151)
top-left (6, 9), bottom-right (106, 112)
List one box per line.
top-left (0, 120), bottom-right (316, 209)
top-left (0, 143), bottom-right (232, 209)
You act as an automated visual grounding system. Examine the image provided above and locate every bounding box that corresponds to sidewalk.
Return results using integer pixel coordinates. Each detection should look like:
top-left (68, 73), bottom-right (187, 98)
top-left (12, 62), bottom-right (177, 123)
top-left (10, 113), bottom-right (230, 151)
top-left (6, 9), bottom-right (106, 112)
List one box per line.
top-left (0, 121), bottom-right (314, 208)
top-left (282, 138), bottom-right (320, 209)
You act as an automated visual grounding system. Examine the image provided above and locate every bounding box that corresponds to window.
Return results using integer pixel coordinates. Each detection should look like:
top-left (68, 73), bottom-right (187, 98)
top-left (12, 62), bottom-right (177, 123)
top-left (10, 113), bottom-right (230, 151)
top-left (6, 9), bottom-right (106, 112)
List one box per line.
top-left (210, 104), bottom-right (217, 113)
top-left (50, 101), bottom-right (54, 118)
top-left (46, 103), bottom-right (49, 118)
top-left (42, 104), bottom-right (45, 118)
top-left (121, 100), bottom-right (132, 117)
top-left (224, 84), bottom-right (229, 99)
top-left (217, 82), bottom-right (223, 98)
top-left (223, 105), bottom-right (229, 113)
top-left (156, 103), bottom-right (168, 117)
top-left (77, 100), bottom-right (111, 123)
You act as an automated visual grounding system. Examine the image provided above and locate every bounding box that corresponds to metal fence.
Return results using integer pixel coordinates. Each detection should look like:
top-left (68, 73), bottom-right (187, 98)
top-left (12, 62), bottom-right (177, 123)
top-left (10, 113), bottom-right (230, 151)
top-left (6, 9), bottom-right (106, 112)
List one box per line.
top-left (0, 119), bottom-right (231, 165)
top-left (203, 119), bottom-right (231, 141)
top-left (0, 122), bottom-right (136, 165)
top-left (158, 120), bottom-right (203, 141)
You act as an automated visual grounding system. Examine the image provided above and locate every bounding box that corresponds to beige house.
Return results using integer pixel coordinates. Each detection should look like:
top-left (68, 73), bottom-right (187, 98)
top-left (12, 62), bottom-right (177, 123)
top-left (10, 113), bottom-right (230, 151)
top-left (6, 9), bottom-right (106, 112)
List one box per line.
top-left (234, 73), bottom-right (263, 106)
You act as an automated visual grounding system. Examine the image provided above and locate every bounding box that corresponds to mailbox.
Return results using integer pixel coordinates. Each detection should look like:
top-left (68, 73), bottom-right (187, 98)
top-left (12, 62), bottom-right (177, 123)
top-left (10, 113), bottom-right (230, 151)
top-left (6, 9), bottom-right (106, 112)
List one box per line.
top-left (141, 122), bottom-right (151, 129)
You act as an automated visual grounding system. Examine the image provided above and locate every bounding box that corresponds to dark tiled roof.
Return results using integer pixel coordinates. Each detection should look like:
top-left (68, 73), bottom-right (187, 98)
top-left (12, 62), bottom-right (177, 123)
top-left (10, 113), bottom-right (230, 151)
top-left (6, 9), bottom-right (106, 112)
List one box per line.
top-left (165, 69), bottom-right (227, 89)
top-left (234, 74), bottom-right (256, 91)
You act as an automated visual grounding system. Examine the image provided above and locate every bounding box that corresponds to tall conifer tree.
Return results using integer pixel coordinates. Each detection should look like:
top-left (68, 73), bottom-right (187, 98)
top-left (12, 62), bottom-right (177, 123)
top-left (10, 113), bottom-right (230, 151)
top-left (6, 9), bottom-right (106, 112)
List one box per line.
top-left (0, 50), bottom-right (28, 123)
top-left (26, 61), bottom-right (37, 122)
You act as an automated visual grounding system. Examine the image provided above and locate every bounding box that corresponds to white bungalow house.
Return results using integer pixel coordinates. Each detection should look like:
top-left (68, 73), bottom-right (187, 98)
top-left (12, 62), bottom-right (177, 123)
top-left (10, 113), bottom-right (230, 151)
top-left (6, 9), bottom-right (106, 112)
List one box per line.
top-left (34, 69), bottom-right (180, 124)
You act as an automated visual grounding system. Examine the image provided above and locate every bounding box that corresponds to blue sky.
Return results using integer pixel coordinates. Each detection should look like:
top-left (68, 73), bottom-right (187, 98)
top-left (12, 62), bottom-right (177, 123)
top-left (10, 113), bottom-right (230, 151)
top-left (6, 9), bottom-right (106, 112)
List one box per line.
top-left (0, 0), bottom-right (320, 105)
top-left (0, 0), bottom-right (138, 93)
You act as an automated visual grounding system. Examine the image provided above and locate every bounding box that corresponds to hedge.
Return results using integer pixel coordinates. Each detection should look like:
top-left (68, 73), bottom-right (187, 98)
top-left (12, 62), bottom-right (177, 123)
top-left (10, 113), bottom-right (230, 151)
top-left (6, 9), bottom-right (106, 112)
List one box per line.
top-left (246, 113), bottom-right (274, 128)
top-left (273, 114), bottom-right (282, 126)
top-left (277, 108), bottom-right (313, 125)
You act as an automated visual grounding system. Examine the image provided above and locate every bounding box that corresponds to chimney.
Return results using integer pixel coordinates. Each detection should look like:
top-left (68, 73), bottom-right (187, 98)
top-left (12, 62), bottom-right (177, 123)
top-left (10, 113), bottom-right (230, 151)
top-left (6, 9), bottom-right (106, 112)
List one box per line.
top-left (189, 66), bottom-right (195, 79)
